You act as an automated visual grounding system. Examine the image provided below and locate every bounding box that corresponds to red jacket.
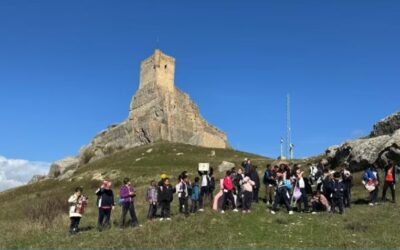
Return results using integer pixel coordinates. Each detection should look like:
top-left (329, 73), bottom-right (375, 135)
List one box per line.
top-left (223, 176), bottom-right (233, 191)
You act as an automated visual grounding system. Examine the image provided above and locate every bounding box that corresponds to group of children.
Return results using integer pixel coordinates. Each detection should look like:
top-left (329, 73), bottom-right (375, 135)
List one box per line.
top-left (67, 159), bottom-right (397, 235)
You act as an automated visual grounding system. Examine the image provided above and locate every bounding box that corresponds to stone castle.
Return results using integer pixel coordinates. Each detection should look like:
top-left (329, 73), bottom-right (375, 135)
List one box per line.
top-left (48, 50), bottom-right (228, 178)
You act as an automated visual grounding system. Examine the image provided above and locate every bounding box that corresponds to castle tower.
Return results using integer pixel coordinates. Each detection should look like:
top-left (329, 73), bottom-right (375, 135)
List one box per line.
top-left (139, 49), bottom-right (175, 92)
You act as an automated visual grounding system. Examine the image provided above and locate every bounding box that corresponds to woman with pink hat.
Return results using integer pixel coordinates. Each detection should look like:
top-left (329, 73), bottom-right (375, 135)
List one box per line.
top-left (95, 179), bottom-right (115, 231)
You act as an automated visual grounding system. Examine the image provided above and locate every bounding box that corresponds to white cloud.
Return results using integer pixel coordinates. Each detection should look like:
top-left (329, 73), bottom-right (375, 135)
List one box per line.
top-left (0, 155), bottom-right (50, 192)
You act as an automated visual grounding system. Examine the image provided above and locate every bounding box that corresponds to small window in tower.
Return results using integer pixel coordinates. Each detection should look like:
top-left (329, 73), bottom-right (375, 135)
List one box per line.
top-left (164, 64), bottom-right (167, 69)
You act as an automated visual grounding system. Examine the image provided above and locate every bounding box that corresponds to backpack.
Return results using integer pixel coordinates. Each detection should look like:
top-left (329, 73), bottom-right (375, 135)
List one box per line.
top-left (284, 179), bottom-right (292, 190)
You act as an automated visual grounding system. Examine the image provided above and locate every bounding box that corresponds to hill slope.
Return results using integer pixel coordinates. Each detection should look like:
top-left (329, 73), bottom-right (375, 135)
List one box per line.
top-left (0, 142), bottom-right (399, 249)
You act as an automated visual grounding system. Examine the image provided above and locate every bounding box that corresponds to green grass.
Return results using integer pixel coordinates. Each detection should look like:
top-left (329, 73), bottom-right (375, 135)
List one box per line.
top-left (0, 142), bottom-right (399, 249)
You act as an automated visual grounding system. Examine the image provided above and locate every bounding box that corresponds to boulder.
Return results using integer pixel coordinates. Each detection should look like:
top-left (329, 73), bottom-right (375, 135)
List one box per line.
top-left (218, 161), bottom-right (235, 173)
top-left (28, 175), bottom-right (47, 184)
top-left (48, 157), bottom-right (79, 178)
top-left (325, 113), bottom-right (400, 171)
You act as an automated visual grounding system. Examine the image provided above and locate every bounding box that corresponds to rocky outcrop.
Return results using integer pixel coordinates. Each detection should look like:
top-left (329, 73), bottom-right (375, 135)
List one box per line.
top-left (48, 49), bottom-right (229, 178)
top-left (370, 112), bottom-right (400, 137)
top-left (48, 157), bottom-right (80, 178)
top-left (325, 112), bottom-right (400, 171)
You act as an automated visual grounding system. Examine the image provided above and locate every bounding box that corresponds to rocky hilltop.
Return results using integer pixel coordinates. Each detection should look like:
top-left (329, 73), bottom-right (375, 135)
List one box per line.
top-left (48, 49), bottom-right (228, 179)
top-left (325, 111), bottom-right (400, 170)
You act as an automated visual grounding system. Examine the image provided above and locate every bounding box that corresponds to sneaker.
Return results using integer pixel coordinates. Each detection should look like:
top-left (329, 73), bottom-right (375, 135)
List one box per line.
top-left (233, 209), bottom-right (239, 212)
top-left (198, 208), bottom-right (204, 212)
top-left (311, 211), bottom-right (317, 215)
top-left (221, 210), bottom-right (225, 214)
top-left (289, 211), bottom-right (294, 215)
top-left (369, 203), bottom-right (374, 206)
top-left (247, 210), bottom-right (251, 213)
top-left (242, 210), bottom-right (246, 214)
top-left (374, 202), bottom-right (378, 206)
top-left (166, 218), bottom-right (171, 221)
top-left (159, 218), bottom-right (164, 221)
top-left (270, 210), bottom-right (276, 215)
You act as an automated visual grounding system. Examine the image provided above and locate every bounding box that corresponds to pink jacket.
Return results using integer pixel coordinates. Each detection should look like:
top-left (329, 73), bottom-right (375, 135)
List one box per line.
top-left (242, 176), bottom-right (255, 192)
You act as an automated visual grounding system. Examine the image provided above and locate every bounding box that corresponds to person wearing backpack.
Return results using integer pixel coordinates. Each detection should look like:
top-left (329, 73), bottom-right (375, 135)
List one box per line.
top-left (146, 180), bottom-right (158, 222)
top-left (362, 163), bottom-right (380, 206)
top-left (271, 173), bottom-right (293, 215)
top-left (119, 177), bottom-right (139, 228)
top-left (96, 180), bottom-right (115, 231)
top-left (68, 187), bottom-right (88, 235)
top-left (191, 177), bottom-right (201, 213)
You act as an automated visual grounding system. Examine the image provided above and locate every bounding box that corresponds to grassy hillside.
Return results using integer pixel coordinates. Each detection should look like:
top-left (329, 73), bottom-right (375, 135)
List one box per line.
top-left (0, 142), bottom-right (399, 249)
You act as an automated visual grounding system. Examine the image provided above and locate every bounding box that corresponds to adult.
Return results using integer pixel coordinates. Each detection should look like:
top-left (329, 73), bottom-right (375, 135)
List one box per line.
top-left (119, 177), bottom-right (139, 228)
top-left (382, 160), bottom-right (396, 203)
top-left (68, 187), bottom-right (88, 235)
top-left (271, 172), bottom-right (293, 215)
top-left (263, 164), bottom-right (275, 205)
top-left (250, 166), bottom-right (260, 203)
top-left (341, 166), bottom-right (353, 208)
top-left (295, 168), bottom-right (309, 212)
top-left (96, 180), bottom-right (115, 231)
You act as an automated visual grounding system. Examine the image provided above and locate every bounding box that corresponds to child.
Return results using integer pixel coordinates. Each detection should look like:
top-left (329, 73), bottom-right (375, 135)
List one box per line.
top-left (146, 180), bottom-right (158, 221)
top-left (242, 176), bottom-right (255, 213)
top-left (221, 170), bottom-right (238, 213)
top-left (159, 178), bottom-right (174, 221)
top-left (68, 187), bottom-right (88, 235)
top-left (96, 180), bottom-right (115, 231)
top-left (331, 172), bottom-right (345, 214)
top-left (271, 173), bottom-right (293, 215)
top-left (177, 174), bottom-right (189, 216)
top-left (310, 190), bottom-right (330, 214)
top-left (191, 177), bottom-right (200, 213)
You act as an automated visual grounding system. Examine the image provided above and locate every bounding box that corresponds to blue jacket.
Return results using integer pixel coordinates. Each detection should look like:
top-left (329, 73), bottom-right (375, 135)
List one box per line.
top-left (191, 184), bottom-right (200, 201)
top-left (363, 167), bottom-right (376, 182)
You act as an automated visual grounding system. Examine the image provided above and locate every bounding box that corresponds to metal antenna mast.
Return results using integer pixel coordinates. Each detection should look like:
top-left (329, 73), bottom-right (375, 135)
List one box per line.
top-left (286, 94), bottom-right (294, 159)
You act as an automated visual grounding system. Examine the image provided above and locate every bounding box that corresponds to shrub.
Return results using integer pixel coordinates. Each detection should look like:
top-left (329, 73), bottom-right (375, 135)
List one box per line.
top-left (25, 196), bottom-right (68, 227)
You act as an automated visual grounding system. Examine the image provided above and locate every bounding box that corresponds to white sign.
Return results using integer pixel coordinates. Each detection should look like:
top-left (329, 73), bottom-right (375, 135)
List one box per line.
top-left (198, 163), bottom-right (210, 172)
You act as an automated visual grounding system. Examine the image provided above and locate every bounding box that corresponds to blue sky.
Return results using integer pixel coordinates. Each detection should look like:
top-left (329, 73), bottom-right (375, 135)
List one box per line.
top-left (0, 0), bottom-right (399, 176)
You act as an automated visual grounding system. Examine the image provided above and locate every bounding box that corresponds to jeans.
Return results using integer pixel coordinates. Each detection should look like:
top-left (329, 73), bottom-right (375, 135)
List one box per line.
top-left (179, 197), bottom-right (189, 215)
top-left (191, 200), bottom-right (199, 213)
top-left (370, 187), bottom-right (379, 204)
top-left (98, 208), bottom-right (112, 231)
top-left (253, 187), bottom-right (259, 203)
top-left (272, 188), bottom-right (291, 212)
top-left (160, 201), bottom-right (171, 218)
top-left (120, 202), bottom-right (139, 227)
top-left (199, 186), bottom-right (209, 208)
top-left (243, 191), bottom-right (253, 210)
top-left (297, 188), bottom-right (309, 211)
top-left (222, 190), bottom-right (236, 211)
top-left (382, 181), bottom-right (396, 202)
top-left (147, 203), bottom-right (157, 220)
top-left (331, 197), bottom-right (344, 214)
